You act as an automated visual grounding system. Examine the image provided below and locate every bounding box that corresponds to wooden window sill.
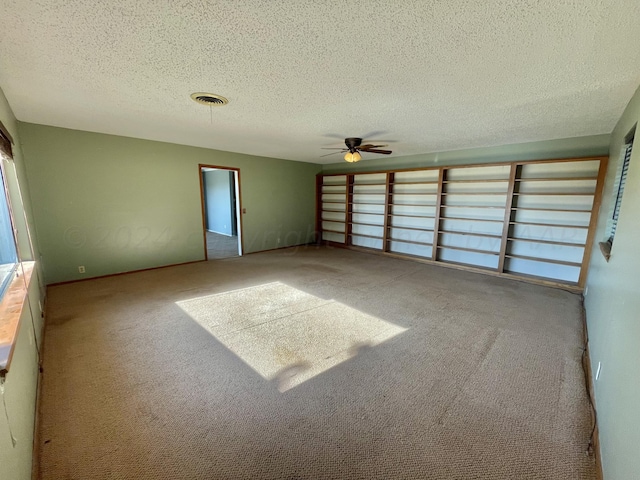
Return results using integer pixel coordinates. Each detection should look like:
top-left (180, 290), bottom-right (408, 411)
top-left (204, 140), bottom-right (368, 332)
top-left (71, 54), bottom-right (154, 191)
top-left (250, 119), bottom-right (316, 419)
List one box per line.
top-left (0, 261), bottom-right (35, 376)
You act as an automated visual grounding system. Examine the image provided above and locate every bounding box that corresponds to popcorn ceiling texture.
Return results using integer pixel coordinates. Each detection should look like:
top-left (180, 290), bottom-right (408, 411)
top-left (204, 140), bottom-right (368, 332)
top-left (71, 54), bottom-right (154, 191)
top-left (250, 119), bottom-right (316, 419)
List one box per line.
top-left (0, 1), bottom-right (639, 163)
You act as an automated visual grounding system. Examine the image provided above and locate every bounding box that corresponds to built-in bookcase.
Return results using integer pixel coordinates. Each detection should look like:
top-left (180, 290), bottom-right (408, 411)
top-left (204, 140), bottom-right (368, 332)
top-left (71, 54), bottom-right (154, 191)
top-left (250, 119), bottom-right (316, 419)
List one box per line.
top-left (319, 174), bottom-right (347, 243)
top-left (317, 156), bottom-right (608, 291)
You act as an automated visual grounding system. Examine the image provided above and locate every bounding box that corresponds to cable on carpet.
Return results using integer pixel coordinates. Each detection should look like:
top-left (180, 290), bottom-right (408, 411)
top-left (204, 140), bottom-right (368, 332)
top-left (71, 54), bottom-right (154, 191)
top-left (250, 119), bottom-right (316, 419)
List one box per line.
top-left (579, 301), bottom-right (597, 457)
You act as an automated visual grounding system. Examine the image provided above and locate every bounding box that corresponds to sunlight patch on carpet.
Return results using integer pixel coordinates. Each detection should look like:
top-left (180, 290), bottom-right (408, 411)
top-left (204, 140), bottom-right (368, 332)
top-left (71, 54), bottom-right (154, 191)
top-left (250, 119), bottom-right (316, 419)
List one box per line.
top-left (176, 282), bottom-right (407, 391)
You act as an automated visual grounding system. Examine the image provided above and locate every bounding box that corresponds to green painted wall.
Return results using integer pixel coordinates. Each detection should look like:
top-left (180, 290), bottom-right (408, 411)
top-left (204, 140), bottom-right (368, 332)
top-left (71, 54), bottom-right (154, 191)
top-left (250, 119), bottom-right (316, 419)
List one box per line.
top-left (0, 87), bottom-right (44, 480)
top-left (585, 85), bottom-right (640, 480)
top-left (322, 135), bottom-right (610, 173)
top-left (18, 123), bottom-right (321, 285)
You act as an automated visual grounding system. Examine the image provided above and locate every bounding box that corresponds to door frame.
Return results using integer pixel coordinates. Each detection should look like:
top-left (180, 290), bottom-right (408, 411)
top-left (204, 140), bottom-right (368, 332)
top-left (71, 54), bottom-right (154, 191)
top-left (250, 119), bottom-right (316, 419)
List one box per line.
top-left (198, 164), bottom-right (244, 260)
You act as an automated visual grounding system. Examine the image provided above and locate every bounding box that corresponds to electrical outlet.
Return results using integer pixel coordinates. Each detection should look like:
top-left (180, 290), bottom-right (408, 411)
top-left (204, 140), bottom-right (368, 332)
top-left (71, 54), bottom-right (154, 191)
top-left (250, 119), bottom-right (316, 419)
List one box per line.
top-left (78, 266), bottom-right (85, 273)
top-left (595, 361), bottom-right (602, 381)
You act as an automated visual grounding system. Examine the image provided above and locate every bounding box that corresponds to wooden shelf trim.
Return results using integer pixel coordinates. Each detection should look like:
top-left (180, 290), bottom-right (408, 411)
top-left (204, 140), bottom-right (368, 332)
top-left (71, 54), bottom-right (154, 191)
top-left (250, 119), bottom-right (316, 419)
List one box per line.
top-left (349, 232), bottom-right (384, 241)
top-left (382, 172), bottom-right (393, 252)
top-left (442, 205), bottom-right (506, 210)
top-left (388, 237), bottom-right (433, 247)
top-left (505, 253), bottom-right (582, 268)
top-left (443, 179), bottom-right (509, 184)
top-left (441, 216), bottom-right (504, 224)
top-left (437, 244), bottom-right (500, 255)
top-left (440, 229), bottom-right (502, 239)
top-left (390, 213), bottom-right (436, 219)
top-left (390, 202), bottom-right (438, 207)
top-left (322, 228), bottom-right (346, 235)
top-left (350, 221), bottom-right (385, 228)
top-left (441, 192), bottom-right (508, 196)
top-left (512, 207), bottom-right (592, 213)
top-left (319, 155), bottom-right (606, 178)
top-left (515, 176), bottom-right (597, 182)
top-left (509, 221), bottom-right (589, 229)
top-left (513, 192), bottom-right (595, 196)
top-left (392, 192), bottom-right (439, 196)
top-left (388, 225), bottom-right (435, 232)
top-left (498, 164), bottom-right (519, 273)
top-left (507, 236), bottom-right (585, 248)
top-left (391, 180), bottom-right (439, 186)
top-left (431, 169), bottom-right (445, 259)
top-left (579, 159), bottom-right (609, 286)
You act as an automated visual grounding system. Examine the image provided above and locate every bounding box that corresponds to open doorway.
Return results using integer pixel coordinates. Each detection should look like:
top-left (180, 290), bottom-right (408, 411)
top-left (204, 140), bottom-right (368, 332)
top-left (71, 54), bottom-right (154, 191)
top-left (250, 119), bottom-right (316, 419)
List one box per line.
top-left (199, 165), bottom-right (243, 260)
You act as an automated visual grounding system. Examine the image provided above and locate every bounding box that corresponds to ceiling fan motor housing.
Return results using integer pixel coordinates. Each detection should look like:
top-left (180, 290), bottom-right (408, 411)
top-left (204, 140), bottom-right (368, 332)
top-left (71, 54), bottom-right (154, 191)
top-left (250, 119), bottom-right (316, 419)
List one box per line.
top-left (345, 137), bottom-right (362, 152)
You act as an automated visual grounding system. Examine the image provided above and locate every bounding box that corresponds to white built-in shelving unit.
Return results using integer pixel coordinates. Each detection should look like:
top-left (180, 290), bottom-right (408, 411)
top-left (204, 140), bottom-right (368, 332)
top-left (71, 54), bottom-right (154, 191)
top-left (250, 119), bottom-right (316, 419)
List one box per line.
top-left (317, 156), bottom-right (607, 291)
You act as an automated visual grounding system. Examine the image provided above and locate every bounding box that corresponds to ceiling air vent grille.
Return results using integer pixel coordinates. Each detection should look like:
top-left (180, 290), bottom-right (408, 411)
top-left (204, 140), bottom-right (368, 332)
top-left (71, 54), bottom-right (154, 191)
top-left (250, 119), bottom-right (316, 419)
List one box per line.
top-left (190, 93), bottom-right (228, 106)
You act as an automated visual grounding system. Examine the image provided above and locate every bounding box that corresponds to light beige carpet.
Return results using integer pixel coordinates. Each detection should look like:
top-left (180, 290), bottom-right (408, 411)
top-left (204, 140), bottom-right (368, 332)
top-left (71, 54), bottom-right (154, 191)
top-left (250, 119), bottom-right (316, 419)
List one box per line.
top-left (37, 246), bottom-right (596, 479)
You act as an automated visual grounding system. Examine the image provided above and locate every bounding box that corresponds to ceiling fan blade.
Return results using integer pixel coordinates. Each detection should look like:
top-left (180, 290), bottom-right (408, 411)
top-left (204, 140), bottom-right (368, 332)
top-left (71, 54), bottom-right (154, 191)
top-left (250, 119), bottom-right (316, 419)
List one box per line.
top-left (359, 144), bottom-right (388, 150)
top-left (320, 151), bottom-right (343, 157)
top-left (321, 147), bottom-right (347, 150)
top-left (362, 149), bottom-right (392, 155)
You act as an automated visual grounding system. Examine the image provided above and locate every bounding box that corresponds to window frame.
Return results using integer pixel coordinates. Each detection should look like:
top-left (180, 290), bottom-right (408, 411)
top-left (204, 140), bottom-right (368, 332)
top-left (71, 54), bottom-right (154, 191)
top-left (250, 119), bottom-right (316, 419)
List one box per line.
top-left (0, 124), bottom-right (18, 298)
top-left (0, 121), bottom-right (37, 376)
top-left (0, 161), bottom-right (18, 297)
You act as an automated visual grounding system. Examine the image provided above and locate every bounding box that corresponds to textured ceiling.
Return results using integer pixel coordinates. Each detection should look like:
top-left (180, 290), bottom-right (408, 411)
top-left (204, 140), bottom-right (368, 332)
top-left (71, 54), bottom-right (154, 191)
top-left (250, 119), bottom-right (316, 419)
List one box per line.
top-left (1, 1), bottom-right (640, 164)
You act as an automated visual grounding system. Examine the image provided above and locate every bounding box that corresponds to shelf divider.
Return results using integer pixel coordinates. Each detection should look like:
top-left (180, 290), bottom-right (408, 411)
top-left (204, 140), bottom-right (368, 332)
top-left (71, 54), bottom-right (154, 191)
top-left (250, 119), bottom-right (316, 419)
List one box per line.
top-left (382, 172), bottom-right (394, 252)
top-left (498, 164), bottom-right (519, 273)
top-left (316, 174), bottom-right (323, 244)
top-left (431, 168), bottom-right (445, 261)
top-left (345, 174), bottom-right (354, 245)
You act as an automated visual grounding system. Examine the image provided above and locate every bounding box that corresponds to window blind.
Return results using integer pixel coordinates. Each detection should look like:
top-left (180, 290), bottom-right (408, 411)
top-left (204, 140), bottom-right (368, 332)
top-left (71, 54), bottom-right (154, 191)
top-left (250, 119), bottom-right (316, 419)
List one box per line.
top-left (610, 141), bottom-right (632, 241)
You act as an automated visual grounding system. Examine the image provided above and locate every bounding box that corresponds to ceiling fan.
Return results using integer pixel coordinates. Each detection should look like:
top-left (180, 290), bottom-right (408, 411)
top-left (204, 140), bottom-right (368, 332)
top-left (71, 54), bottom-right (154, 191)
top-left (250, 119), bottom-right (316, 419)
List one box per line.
top-left (321, 137), bottom-right (392, 163)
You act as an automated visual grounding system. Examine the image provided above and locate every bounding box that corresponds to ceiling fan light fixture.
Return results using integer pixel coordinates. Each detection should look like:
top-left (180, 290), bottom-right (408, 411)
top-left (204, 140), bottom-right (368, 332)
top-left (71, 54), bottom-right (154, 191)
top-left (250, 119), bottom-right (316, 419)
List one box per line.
top-left (344, 151), bottom-right (361, 163)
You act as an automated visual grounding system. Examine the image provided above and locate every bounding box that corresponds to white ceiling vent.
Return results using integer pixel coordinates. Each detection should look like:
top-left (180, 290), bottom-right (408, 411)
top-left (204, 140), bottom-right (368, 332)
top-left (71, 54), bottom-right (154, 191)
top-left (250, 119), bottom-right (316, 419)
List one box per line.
top-left (190, 93), bottom-right (228, 106)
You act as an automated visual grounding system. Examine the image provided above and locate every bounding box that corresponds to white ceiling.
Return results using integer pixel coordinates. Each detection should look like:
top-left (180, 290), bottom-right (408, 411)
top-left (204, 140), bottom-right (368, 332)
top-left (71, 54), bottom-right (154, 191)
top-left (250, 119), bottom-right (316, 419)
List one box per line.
top-left (1, 1), bottom-right (640, 164)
